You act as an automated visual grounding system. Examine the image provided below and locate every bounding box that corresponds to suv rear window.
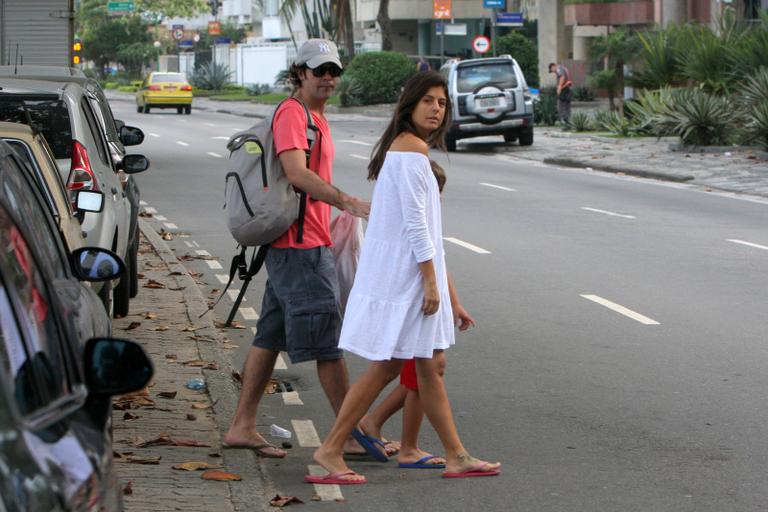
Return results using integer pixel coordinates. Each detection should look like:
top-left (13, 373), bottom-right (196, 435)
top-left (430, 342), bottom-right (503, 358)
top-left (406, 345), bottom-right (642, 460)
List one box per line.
top-left (456, 62), bottom-right (518, 93)
top-left (151, 74), bottom-right (185, 83)
top-left (0, 98), bottom-right (72, 159)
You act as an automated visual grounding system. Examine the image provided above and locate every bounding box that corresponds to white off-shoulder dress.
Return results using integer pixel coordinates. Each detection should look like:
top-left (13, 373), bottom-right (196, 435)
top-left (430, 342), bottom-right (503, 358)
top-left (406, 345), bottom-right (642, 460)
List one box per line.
top-left (338, 151), bottom-right (455, 361)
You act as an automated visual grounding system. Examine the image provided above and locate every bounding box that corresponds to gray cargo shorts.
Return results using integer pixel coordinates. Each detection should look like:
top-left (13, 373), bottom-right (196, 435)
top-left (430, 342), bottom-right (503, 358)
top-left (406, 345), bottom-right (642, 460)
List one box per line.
top-left (252, 246), bottom-right (343, 364)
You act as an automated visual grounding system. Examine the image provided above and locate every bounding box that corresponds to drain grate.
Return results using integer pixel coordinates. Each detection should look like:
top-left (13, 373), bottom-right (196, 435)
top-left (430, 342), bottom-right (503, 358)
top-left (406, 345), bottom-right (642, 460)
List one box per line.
top-left (273, 380), bottom-right (294, 393)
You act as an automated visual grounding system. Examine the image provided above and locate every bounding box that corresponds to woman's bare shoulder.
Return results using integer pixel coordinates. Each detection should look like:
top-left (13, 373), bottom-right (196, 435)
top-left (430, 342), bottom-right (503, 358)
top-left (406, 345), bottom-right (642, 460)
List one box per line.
top-left (389, 133), bottom-right (429, 155)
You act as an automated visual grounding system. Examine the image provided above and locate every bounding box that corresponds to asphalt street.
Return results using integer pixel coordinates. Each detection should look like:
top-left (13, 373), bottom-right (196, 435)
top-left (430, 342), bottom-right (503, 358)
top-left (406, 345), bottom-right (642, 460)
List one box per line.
top-left (110, 101), bottom-right (768, 512)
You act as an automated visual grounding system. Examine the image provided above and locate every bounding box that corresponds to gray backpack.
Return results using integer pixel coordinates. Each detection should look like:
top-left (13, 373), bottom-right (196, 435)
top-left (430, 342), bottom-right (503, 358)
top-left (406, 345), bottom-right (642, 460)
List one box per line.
top-left (224, 97), bottom-right (317, 247)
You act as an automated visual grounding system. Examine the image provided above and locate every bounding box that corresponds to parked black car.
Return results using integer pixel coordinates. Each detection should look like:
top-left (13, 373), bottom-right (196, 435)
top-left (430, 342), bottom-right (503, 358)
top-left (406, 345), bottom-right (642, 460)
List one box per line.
top-left (0, 139), bottom-right (153, 511)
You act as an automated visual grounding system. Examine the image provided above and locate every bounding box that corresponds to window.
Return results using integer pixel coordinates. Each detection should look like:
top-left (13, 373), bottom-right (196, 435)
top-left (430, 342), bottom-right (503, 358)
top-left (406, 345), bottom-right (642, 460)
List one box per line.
top-left (456, 62), bottom-right (518, 93)
top-left (151, 73), bottom-right (186, 83)
top-left (0, 97), bottom-right (72, 159)
top-left (80, 98), bottom-right (110, 168)
top-left (3, 139), bottom-right (59, 222)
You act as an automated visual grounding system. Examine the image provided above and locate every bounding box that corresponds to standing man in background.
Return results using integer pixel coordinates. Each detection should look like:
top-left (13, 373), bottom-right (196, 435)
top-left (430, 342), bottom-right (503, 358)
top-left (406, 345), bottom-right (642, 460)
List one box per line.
top-left (549, 62), bottom-right (573, 130)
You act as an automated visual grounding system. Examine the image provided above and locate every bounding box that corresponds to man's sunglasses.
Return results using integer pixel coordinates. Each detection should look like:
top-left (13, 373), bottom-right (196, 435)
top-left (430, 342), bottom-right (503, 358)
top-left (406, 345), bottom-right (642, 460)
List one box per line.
top-left (311, 64), bottom-right (343, 78)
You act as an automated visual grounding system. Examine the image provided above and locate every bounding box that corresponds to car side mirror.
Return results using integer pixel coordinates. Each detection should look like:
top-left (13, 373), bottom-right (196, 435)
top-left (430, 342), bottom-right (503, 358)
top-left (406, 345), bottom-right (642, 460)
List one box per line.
top-left (71, 247), bottom-right (125, 282)
top-left (119, 154), bottom-right (150, 174)
top-left (119, 125), bottom-right (144, 146)
top-left (114, 119), bottom-right (126, 130)
top-left (76, 190), bottom-right (104, 213)
top-left (84, 338), bottom-right (153, 396)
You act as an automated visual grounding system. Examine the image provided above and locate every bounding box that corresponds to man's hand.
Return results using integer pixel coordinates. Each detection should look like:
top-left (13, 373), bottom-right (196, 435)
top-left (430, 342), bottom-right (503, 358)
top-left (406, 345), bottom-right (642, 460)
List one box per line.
top-left (453, 304), bottom-right (476, 331)
top-left (341, 194), bottom-right (370, 219)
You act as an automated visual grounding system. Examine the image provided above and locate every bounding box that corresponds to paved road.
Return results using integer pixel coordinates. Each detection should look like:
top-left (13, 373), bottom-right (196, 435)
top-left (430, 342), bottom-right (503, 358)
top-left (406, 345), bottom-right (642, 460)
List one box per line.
top-left (111, 102), bottom-right (768, 511)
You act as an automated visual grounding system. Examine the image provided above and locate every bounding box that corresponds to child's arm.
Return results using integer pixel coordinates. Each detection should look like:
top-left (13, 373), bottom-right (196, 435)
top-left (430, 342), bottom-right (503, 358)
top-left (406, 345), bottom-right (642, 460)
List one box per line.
top-left (447, 272), bottom-right (476, 331)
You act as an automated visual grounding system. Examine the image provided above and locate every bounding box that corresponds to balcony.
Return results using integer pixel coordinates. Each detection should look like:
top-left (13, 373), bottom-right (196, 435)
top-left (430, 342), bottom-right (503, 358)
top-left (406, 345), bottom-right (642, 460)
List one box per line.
top-left (564, 0), bottom-right (654, 26)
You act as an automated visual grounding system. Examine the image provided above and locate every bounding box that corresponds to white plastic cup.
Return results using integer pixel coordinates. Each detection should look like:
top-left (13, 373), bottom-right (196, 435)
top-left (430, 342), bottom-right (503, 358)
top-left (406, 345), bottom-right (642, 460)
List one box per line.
top-left (269, 424), bottom-right (292, 439)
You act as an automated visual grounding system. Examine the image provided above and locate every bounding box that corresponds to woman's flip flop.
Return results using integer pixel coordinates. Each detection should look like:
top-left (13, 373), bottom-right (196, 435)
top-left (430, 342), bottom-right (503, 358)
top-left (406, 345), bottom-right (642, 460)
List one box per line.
top-left (350, 428), bottom-right (389, 462)
top-left (442, 461), bottom-right (501, 478)
top-left (398, 454), bottom-right (446, 469)
top-left (304, 470), bottom-right (367, 485)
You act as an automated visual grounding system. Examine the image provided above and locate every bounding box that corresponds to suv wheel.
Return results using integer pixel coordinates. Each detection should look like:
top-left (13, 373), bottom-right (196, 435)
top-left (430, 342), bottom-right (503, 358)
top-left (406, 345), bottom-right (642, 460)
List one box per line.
top-left (113, 269), bottom-right (130, 318)
top-left (504, 132), bottom-right (517, 143)
top-left (129, 235), bottom-right (139, 298)
top-left (144, 105), bottom-right (151, 114)
top-left (97, 280), bottom-right (114, 318)
top-left (136, 105), bottom-right (143, 113)
top-left (184, 106), bottom-right (192, 115)
top-left (446, 136), bottom-right (457, 152)
top-left (519, 128), bottom-right (534, 146)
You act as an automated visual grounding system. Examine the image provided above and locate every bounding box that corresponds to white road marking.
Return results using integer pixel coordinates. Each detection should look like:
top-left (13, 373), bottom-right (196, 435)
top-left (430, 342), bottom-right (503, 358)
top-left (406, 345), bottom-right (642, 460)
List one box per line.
top-left (480, 182), bottom-right (517, 192)
top-left (205, 123), bottom-right (217, 127)
top-left (282, 391), bottom-right (304, 406)
top-left (275, 354), bottom-right (287, 370)
top-left (139, 200), bottom-right (148, 206)
top-left (192, 241), bottom-right (200, 248)
top-left (340, 139), bottom-right (372, 146)
top-left (164, 223), bottom-right (178, 230)
top-left (231, 127), bottom-right (246, 131)
top-left (727, 239), bottom-right (768, 251)
top-left (206, 260), bottom-right (223, 270)
top-left (581, 207), bottom-right (636, 219)
top-left (239, 307), bottom-right (259, 320)
top-left (144, 206), bottom-right (157, 214)
top-left (149, 133), bottom-right (160, 138)
top-left (154, 215), bottom-right (167, 221)
top-left (184, 241), bottom-right (194, 248)
top-left (212, 136), bottom-right (229, 140)
top-left (176, 141), bottom-right (189, 146)
top-left (580, 295), bottom-right (660, 325)
top-left (207, 152), bottom-right (224, 158)
top-left (443, 237), bottom-right (491, 254)
top-left (307, 465), bottom-right (344, 501)
top-left (251, 327), bottom-right (256, 334)
top-left (195, 250), bottom-right (211, 256)
top-left (227, 290), bottom-right (242, 302)
top-left (349, 154), bottom-right (369, 161)
top-left (292, 420), bottom-right (321, 447)
top-left (216, 274), bottom-right (229, 284)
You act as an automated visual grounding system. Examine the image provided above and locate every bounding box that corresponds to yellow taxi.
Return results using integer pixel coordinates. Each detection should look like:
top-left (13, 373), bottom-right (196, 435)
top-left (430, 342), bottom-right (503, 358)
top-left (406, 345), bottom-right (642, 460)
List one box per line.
top-left (136, 72), bottom-right (193, 114)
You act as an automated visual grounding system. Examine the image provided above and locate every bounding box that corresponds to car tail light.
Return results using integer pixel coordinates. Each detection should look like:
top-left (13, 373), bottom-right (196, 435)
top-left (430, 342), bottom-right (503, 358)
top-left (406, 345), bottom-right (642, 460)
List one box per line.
top-left (181, 85), bottom-right (192, 91)
top-left (148, 85), bottom-right (161, 91)
top-left (457, 95), bottom-right (468, 116)
top-left (68, 141), bottom-right (99, 208)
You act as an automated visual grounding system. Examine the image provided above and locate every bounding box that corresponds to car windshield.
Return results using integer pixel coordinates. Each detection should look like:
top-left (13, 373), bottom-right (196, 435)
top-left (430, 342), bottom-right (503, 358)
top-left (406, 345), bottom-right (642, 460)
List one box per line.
top-left (151, 74), bottom-right (186, 83)
top-left (456, 62), bottom-right (518, 93)
top-left (0, 98), bottom-right (72, 159)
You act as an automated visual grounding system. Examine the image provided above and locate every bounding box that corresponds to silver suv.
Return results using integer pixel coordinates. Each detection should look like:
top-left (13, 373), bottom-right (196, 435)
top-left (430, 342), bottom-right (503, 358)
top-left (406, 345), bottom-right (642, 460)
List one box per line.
top-left (440, 55), bottom-right (534, 151)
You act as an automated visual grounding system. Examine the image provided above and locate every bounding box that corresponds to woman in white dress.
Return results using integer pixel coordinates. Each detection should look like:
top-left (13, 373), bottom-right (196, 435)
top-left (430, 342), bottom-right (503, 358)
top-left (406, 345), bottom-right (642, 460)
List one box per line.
top-left (306, 71), bottom-right (501, 485)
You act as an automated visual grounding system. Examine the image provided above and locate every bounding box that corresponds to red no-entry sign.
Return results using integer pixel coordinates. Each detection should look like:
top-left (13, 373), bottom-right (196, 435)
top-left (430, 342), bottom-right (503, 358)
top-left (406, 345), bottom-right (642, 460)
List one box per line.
top-left (472, 35), bottom-right (491, 54)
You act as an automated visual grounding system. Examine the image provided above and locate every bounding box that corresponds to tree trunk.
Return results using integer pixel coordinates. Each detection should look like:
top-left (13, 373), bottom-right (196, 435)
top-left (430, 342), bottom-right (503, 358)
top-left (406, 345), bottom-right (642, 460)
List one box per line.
top-left (377, 0), bottom-right (392, 51)
top-left (334, 0), bottom-right (355, 60)
top-left (615, 60), bottom-right (624, 115)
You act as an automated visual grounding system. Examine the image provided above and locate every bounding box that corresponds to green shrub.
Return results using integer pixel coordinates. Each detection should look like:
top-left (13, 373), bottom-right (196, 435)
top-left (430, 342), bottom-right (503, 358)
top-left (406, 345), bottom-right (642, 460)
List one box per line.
top-left (570, 112), bottom-right (593, 132)
top-left (632, 27), bottom-right (686, 89)
top-left (741, 102), bottom-right (768, 149)
top-left (679, 24), bottom-right (735, 95)
top-left (737, 67), bottom-right (768, 148)
top-left (495, 31), bottom-right (539, 88)
top-left (247, 84), bottom-right (272, 96)
top-left (657, 88), bottom-right (737, 146)
top-left (572, 86), bottom-right (595, 101)
top-left (594, 110), bottom-right (632, 136)
top-left (336, 75), bottom-right (363, 107)
top-left (117, 85), bottom-right (138, 93)
top-left (190, 62), bottom-right (232, 90)
top-left (344, 52), bottom-right (416, 105)
top-left (624, 87), bottom-right (675, 136)
top-left (103, 82), bottom-right (119, 90)
top-left (534, 87), bottom-right (558, 126)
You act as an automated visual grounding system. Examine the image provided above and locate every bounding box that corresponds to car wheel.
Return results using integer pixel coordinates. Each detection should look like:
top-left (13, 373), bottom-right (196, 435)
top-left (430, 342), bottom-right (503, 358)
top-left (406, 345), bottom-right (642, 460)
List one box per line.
top-left (177, 107), bottom-right (184, 114)
top-left (136, 105), bottom-right (143, 113)
top-left (519, 128), bottom-right (534, 146)
top-left (97, 280), bottom-right (114, 318)
top-left (185, 106), bottom-right (192, 115)
top-left (504, 132), bottom-right (517, 143)
top-left (446, 136), bottom-right (457, 152)
top-left (144, 105), bottom-right (151, 114)
top-left (113, 268), bottom-right (130, 318)
top-left (129, 235), bottom-right (139, 298)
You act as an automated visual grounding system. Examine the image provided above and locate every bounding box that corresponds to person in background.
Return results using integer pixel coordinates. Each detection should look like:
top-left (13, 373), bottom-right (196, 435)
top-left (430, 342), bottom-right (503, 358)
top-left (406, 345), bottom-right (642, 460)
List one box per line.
top-left (549, 62), bottom-right (573, 130)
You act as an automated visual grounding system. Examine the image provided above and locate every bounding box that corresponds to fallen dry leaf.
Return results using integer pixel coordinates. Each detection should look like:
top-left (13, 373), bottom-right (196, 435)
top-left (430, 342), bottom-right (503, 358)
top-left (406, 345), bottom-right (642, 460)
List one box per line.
top-left (269, 495), bottom-right (304, 507)
top-left (174, 438), bottom-right (212, 447)
top-left (136, 273), bottom-right (145, 279)
top-left (143, 279), bottom-right (166, 289)
top-left (123, 481), bottom-right (133, 495)
top-left (168, 286), bottom-right (186, 291)
top-left (182, 359), bottom-right (206, 367)
top-left (118, 455), bottom-right (162, 465)
top-left (122, 321), bottom-right (141, 331)
top-left (201, 470), bottom-right (241, 481)
top-left (186, 413), bottom-right (197, 421)
top-left (144, 312), bottom-right (157, 320)
top-left (113, 396), bottom-right (155, 410)
top-left (160, 230), bottom-right (173, 241)
top-left (123, 412), bottom-right (140, 421)
top-left (157, 391), bottom-right (177, 399)
top-left (165, 354), bottom-right (178, 361)
top-left (153, 326), bottom-right (169, 332)
top-left (189, 271), bottom-right (203, 278)
top-left (172, 461), bottom-right (222, 471)
top-left (138, 211), bottom-right (152, 218)
top-left (191, 402), bottom-right (212, 410)
top-left (180, 326), bottom-right (199, 332)
top-left (231, 370), bottom-right (242, 384)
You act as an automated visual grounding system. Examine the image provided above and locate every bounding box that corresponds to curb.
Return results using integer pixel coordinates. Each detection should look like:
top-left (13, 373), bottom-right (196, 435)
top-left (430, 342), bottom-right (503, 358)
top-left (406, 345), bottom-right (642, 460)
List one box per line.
top-left (138, 219), bottom-right (278, 512)
top-left (542, 157), bottom-right (695, 183)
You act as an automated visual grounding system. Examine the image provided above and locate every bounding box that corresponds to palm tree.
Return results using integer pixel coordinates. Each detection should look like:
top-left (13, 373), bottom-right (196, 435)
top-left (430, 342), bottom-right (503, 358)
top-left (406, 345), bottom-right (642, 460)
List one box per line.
top-left (378, 0), bottom-right (392, 51)
top-left (589, 28), bottom-right (638, 112)
top-left (274, 0), bottom-right (354, 60)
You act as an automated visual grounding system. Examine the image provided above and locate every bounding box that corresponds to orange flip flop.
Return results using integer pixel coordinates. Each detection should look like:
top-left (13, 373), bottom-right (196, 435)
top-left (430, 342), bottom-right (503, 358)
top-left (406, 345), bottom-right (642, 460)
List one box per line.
top-left (304, 470), bottom-right (367, 485)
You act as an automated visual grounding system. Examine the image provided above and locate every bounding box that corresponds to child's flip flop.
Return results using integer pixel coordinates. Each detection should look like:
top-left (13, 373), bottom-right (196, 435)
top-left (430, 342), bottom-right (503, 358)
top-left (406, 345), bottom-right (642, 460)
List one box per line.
top-left (351, 428), bottom-right (389, 462)
top-left (398, 455), bottom-right (446, 469)
top-left (304, 470), bottom-right (367, 485)
top-left (442, 461), bottom-right (501, 478)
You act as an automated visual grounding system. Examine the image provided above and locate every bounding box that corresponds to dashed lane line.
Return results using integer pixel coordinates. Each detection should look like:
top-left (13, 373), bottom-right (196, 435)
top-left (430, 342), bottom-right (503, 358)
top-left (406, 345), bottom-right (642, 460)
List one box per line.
top-left (282, 391), bottom-right (304, 406)
top-left (205, 123), bottom-right (217, 127)
top-left (340, 139), bottom-right (372, 146)
top-left (144, 206), bottom-right (157, 214)
top-left (207, 152), bottom-right (224, 158)
top-left (212, 136), bottom-right (229, 140)
top-left (727, 239), bottom-right (768, 251)
top-left (443, 237), bottom-right (491, 254)
top-left (184, 241), bottom-right (194, 248)
top-left (275, 354), bottom-right (287, 370)
top-left (139, 200), bottom-right (148, 206)
top-left (195, 250), bottom-right (211, 256)
top-left (581, 207), bottom-right (636, 219)
top-left (216, 274), bottom-right (229, 284)
top-left (149, 133), bottom-right (160, 138)
top-left (227, 290), bottom-right (242, 302)
top-left (154, 215), bottom-right (168, 221)
top-left (307, 465), bottom-right (344, 501)
top-left (480, 182), bottom-right (516, 192)
top-left (292, 420), bottom-right (321, 447)
top-left (164, 223), bottom-right (178, 230)
top-left (206, 260), bottom-right (223, 270)
top-left (349, 154), bottom-right (369, 161)
top-left (239, 307), bottom-right (259, 320)
top-left (580, 294), bottom-right (660, 325)
top-left (176, 141), bottom-right (189, 147)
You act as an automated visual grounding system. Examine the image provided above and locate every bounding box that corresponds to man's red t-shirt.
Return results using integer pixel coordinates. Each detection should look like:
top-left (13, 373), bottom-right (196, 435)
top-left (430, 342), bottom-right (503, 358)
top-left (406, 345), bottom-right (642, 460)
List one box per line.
top-left (271, 99), bottom-right (334, 249)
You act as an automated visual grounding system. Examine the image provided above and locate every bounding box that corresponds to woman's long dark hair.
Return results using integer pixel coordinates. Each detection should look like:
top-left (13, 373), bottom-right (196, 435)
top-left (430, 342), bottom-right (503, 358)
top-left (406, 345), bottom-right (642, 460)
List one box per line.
top-left (367, 71), bottom-right (452, 180)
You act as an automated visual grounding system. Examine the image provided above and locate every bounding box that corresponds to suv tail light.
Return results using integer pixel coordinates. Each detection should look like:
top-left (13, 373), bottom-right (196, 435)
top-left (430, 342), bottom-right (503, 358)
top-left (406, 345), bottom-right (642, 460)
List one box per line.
top-left (68, 141), bottom-right (99, 208)
top-left (148, 85), bottom-right (162, 91)
top-left (457, 95), bottom-right (468, 116)
top-left (180, 85), bottom-right (192, 91)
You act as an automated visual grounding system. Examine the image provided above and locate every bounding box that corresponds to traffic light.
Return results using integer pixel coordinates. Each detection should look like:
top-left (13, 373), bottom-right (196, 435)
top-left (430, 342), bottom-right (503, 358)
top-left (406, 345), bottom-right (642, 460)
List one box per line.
top-left (72, 40), bottom-right (82, 65)
top-left (210, 0), bottom-right (219, 16)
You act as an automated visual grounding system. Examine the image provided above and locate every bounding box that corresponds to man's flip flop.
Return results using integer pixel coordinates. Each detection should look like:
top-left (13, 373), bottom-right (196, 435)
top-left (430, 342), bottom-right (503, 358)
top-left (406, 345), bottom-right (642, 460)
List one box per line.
top-left (221, 442), bottom-right (286, 459)
top-left (351, 428), bottom-right (389, 463)
top-left (442, 461), bottom-right (501, 478)
top-left (398, 455), bottom-right (446, 469)
top-left (304, 471), bottom-right (367, 485)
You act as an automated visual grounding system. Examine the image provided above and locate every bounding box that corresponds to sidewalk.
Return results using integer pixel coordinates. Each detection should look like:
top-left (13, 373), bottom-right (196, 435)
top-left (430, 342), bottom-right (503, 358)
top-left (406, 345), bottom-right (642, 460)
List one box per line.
top-left (111, 222), bottom-right (276, 512)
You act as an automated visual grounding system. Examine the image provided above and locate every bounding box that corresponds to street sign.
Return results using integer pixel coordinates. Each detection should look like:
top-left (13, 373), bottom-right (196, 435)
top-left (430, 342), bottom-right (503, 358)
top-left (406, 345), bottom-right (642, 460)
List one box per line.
top-left (107, 1), bottom-right (134, 14)
top-left (433, 0), bottom-right (452, 19)
top-left (472, 35), bottom-right (491, 54)
top-left (435, 22), bottom-right (467, 36)
top-left (496, 12), bottom-right (524, 27)
top-left (483, 0), bottom-right (506, 8)
top-left (171, 25), bottom-right (184, 41)
top-left (214, 37), bottom-right (231, 44)
top-left (179, 40), bottom-right (194, 48)
top-left (208, 21), bottom-right (221, 35)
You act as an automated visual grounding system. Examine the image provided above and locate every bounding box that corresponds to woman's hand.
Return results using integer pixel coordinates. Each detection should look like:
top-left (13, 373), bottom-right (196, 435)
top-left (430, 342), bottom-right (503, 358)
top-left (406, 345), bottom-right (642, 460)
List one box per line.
top-left (453, 304), bottom-right (476, 331)
top-left (422, 281), bottom-right (440, 315)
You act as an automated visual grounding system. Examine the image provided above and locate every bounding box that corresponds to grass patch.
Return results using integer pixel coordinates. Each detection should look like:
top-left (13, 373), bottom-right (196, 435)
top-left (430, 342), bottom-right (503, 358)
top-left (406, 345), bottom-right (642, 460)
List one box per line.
top-left (117, 86), bottom-right (138, 93)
